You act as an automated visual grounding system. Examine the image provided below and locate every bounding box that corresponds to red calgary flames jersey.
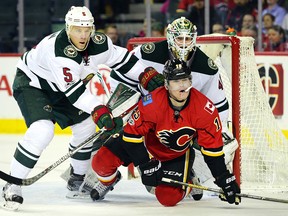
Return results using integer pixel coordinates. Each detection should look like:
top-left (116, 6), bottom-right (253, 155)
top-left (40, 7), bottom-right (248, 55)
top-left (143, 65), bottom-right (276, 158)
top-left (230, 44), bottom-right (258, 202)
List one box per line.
top-left (124, 86), bottom-right (223, 161)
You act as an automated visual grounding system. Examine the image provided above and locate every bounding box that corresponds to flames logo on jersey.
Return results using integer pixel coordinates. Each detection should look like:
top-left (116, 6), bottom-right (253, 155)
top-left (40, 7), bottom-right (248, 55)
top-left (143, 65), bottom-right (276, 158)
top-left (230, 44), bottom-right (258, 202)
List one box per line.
top-left (157, 127), bottom-right (195, 152)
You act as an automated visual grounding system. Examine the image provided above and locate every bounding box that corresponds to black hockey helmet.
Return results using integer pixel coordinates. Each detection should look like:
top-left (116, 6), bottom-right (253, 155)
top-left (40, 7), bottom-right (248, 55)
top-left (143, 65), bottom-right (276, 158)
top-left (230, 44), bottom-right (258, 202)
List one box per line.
top-left (163, 59), bottom-right (191, 81)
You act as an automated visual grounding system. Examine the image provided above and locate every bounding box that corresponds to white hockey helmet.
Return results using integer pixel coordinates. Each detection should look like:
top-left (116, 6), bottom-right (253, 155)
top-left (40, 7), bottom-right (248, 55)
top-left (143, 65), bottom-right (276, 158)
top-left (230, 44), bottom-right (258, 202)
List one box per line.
top-left (166, 17), bottom-right (197, 61)
top-left (65, 6), bottom-right (94, 29)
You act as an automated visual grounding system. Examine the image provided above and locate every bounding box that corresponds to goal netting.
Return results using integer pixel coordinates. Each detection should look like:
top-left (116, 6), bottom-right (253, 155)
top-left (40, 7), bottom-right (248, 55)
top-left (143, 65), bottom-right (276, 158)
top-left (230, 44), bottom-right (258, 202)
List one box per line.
top-left (127, 35), bottom-right (288, 194)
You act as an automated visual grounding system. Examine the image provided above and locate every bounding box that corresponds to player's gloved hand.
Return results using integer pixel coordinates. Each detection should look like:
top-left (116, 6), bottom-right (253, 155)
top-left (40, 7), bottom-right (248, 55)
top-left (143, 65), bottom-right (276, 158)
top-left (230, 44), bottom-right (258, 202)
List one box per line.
top-left (138, 67), bottom-right (164, 92)
top-left (214, 171), bottom-right (241, 205)
top-left (92, 105), bottom-right (123, 135)
top-left (138, 159), bottom-right (163, 187)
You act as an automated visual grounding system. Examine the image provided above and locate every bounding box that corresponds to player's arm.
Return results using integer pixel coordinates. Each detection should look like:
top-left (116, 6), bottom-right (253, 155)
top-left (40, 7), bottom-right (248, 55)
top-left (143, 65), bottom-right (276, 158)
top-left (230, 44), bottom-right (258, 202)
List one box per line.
top-left (111, 43), bottom-right (164, 93)
top-left (197, 101), bottom-right (241, 205)
top-left (122, 108), bottom-right (150, 166)
top-left (51, 59), bottom-right (122, 133)
top-left (122, 105), bottom-right (163, 187)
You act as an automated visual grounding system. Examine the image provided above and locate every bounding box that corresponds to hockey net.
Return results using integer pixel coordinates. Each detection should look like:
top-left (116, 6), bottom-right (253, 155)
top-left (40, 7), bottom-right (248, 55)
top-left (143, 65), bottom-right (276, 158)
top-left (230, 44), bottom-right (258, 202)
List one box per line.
top-left (126, 35), bottom-right (288, 194)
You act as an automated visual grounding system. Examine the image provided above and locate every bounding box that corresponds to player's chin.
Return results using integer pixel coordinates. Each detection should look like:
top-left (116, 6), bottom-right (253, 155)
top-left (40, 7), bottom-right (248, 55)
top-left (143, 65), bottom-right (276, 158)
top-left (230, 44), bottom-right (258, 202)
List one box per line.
top-left (177, 91), bottom-right (189, 99)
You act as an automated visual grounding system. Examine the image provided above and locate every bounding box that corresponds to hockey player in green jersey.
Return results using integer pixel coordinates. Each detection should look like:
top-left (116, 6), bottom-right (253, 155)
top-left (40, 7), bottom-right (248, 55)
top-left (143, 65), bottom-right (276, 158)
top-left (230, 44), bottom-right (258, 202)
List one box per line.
top-left (1, 6), bottom-right (148, 210)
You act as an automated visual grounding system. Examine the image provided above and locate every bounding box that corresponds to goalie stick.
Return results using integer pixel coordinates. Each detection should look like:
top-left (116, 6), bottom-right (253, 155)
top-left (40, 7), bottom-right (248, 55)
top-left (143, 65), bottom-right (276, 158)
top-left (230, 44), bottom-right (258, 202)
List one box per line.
top-left (161, 178), bottom-right (288, 204)
top-left (0, 129), bottom-right (105, 186)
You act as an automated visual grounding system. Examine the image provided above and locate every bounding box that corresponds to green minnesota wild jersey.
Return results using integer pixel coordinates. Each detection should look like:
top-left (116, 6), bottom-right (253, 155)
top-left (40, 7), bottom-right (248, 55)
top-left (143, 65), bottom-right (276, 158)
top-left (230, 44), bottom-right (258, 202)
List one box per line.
top-left (16, 30), bottom-right (147, 114)
top-left (131, 40), bottom-right (229, 123)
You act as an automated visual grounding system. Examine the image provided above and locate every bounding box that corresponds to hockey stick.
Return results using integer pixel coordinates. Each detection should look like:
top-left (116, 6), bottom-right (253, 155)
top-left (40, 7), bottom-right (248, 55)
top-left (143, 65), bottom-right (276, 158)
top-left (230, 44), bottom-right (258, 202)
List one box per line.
top-left (0, 129), bottom-right (105, 186)
top-left (161, 178), bottom-right (288, 204)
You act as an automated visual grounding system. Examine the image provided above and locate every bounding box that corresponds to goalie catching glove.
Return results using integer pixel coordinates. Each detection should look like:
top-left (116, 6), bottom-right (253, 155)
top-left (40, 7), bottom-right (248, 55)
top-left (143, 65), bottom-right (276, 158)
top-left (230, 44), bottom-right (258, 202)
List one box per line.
top-left (92, 105), bottom-right (123, 135)
top-left (138, 159), bottom-right (163, 187)
top-left (138, 67), bottom-right (164, 92)
top-left (214, 171), bottom-right (241, 205)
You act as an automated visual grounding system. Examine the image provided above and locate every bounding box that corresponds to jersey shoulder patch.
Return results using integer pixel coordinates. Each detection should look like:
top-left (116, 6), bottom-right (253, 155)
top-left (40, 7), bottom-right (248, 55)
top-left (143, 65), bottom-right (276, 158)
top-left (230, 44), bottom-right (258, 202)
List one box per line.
top-left (204, 100), bottom-right (216, 115)
top-left (92, 32), bottom-right (106, 44)
top-left (140, 40), bottom-right (169, 64)
top-left (142, 94), bottom-right (153, 106)
top-left (63, 45), bottom-right (77, 58)
top-left (207, 58), bottom-right (218, 70)
top-left (141, 42), bottom-right (155, 54)
top-left (88, 32), bottom-right (109, 55)
top-left (55, 30), bottom-right (82, 64)
top-left (190, 48), bottom-right (218, 75)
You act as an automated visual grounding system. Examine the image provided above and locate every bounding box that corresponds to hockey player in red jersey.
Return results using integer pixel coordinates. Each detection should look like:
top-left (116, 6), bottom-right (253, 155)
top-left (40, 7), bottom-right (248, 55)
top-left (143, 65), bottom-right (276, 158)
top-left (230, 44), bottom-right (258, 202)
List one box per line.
top-left (90, 59), bottom-right (241, 206)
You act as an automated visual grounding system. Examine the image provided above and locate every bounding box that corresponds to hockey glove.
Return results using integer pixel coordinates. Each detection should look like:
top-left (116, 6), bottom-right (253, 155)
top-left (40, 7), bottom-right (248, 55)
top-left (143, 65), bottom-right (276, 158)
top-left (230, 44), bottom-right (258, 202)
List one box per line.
top-left (92, 105), bottom-right (123, 135)
top-left (138, 159), bottom-right (163, 187)
top-left (138, 67), bottom-right (164, 92)
top-left (214, 171), bottom-right (241, 205)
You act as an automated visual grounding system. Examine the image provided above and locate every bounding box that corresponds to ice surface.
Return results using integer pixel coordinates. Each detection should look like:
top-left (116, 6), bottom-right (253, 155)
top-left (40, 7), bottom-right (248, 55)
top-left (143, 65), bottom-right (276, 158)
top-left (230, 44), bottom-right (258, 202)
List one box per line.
top-left (0, 134), bottom-right (287, 216)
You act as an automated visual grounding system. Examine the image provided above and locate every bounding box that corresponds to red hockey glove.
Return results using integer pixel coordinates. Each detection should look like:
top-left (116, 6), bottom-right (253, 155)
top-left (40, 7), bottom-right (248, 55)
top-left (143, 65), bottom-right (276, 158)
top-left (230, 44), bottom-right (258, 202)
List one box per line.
top-left (91, 105), bottom-right (123, 135)
top-left (138, 159), bottom-right (163, 187)
top-left (138, 67), bottom-right (164, 92)
top-left (214, 171), bottom-right (241, 205)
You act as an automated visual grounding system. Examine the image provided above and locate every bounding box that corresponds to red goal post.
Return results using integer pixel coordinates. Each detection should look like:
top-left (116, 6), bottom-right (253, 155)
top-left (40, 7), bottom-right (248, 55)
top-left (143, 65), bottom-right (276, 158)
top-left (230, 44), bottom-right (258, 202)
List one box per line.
top-left (126, 35), bottom-right (288, 192)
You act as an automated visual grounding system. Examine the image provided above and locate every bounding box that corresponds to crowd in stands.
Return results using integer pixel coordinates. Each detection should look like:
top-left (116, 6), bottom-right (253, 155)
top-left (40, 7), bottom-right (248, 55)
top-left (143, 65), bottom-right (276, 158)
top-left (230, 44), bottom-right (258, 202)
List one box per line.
top-left (1, 0), bottom-right (288, 52)
top-left (165, 0), bottom-right (288, 52)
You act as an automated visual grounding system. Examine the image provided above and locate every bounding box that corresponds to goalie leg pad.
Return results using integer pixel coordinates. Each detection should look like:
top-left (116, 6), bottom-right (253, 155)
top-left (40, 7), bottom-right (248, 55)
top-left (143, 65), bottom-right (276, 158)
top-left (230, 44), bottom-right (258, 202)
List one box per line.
top-left (223, 138), bottom-right (238, 165)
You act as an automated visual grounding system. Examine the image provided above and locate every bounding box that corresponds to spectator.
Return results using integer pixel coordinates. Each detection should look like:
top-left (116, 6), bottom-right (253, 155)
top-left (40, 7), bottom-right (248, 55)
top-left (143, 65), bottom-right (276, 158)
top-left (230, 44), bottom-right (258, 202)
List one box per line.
top-left (176, 0), bottom-right (194, 13)
top-left (241, 13), bottom-right (256, 29)
top-left (212, 22), bottom-right (225, 34)
top-left (138, 18), bottom-right (156, 37)
top-left (213, 1), bottom-right (236, 27)
top-left (262, 0), bottom-right (287, 26)
top-left (104, 24), bottom-right (122, 46)
top-left (226, 0), bottom-right (257, 32)
top-left (176, 0), bottom-right (218, 35)
top-left (262, 13), bottom-right (276, 48)
top-left (264, 25), bottom-right (288, 51)
top-left (240, 25), bottom-right (259, 50)
top-left (263, 13), bottom-right (276, 34)
top-left (281, 13), bottom-right (288, 38)
top-left (151, 22), bottom-right (165, 37)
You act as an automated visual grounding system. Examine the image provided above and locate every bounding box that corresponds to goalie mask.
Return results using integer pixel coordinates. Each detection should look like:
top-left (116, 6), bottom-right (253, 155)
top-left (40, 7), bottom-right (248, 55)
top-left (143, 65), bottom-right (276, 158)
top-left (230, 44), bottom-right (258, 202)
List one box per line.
top-left (166, 17), bottom-right (197, 61)
top-left (65, 6), bottom-right (95, 51)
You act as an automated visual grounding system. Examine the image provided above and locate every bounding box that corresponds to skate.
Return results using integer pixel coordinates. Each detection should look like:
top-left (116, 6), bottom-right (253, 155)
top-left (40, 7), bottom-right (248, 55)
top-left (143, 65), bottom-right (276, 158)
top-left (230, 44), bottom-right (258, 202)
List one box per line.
top-left (188, 169), bottom-right (203, 201)
top-left (66, 172), bottom-right (93, 199)
top-left (1, 183), bottom-right (23, 211)
top-left (90, 171), bottom-right (122, 201)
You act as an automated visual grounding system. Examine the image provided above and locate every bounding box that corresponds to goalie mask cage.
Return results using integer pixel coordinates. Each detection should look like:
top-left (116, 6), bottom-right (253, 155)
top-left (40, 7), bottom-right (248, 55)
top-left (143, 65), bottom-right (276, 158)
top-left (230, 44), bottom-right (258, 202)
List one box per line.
top-left (127, 35), bottom-right (288, 192)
